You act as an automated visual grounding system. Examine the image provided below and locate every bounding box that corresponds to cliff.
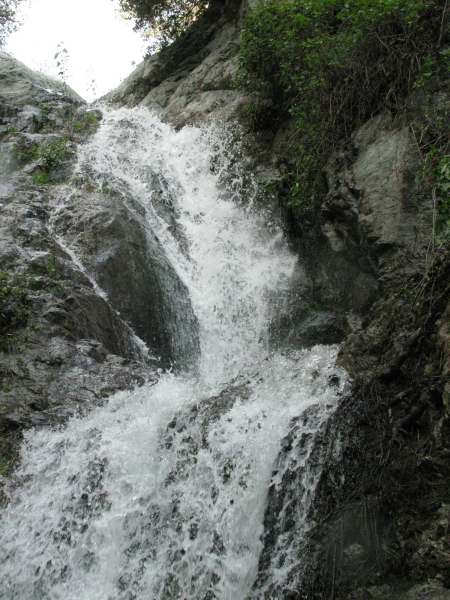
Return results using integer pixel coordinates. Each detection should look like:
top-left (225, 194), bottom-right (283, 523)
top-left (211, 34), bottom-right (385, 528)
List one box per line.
top-left (105, 1), bottom-right (450, 597)
top-left (1, 0), bottom-right (450, 597)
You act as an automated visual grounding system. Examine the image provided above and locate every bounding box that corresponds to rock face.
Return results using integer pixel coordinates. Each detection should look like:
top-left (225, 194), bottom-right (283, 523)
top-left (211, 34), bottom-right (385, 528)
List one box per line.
top-left (48, 179), bottom-right (200, 371)
top-left (259, 106), bottom-right (450, 598)
top-left (271, 109), bottom-right (450, 597)
top-left (2, 2), bottom-right (450, 597)
top-left (0, 51), bottom-right (83, 109)
top-left (104, 0), bottom-right (246, 127)
top-left (0, 53), bottom-right (198, 479)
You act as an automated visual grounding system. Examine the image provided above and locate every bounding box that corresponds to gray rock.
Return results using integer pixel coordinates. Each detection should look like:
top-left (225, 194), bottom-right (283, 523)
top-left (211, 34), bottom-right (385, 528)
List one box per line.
top-left (343, 542), bottom-right (366, 563)
top-left (404, 580), bottom-right (450, 600)
top-left (0, 51), bottom-right (83, 108)
top-left (104, 1), bottom-right (247, 127)
top-left (0, 54), bottom-right (200, 477)
top-left (50, 182), bottom-right (200, 370)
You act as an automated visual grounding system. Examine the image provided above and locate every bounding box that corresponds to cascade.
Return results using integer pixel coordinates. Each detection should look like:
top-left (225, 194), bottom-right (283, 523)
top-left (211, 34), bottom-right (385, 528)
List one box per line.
top-left (0, 108), bottom-right (348, 599)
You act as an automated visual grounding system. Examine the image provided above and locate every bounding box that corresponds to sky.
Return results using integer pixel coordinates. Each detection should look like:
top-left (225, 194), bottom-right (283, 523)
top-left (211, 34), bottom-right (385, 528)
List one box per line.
top-left (4, 0), bottom-right (148, 101)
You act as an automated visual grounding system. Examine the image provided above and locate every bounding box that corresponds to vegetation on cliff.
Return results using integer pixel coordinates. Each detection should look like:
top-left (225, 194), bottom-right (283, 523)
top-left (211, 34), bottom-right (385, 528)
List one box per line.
top-left (238, 0), bottom-right (449, 217)
top-left (0, 272), bottom-right (30, 351)
top-left (235, 2), bottom-right (450, 595)
top-left (1, 2), bottom-right (449, 596)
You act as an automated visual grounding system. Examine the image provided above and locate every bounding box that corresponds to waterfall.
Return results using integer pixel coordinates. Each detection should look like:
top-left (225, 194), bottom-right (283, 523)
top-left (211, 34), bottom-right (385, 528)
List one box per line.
top-left (0, 107), bottom-right (348, 600)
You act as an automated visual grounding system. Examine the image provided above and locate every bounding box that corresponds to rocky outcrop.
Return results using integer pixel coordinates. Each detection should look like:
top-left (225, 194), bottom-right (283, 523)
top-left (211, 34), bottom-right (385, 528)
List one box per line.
top-left (104, 0), bottom-right (246, 127)
top-left (0, 53), bottom-right (197, 480)
top-left (273, 104), bottom-right (450, 596)
top-left (0, 51), bottom-right (83, 110)
top-left (0, 56), bottom-right (142, 478)
top-left (48, 180), bottom-right (200, 371)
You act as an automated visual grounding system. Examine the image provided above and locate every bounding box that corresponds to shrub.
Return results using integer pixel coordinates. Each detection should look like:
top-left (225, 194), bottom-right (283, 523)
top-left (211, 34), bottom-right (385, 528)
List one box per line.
top-left (0, 272), bottom-right (31, 350)
top-left (238, 0), bottom-right (447, 213)
top-left (417, 147), bottom-right (450, 241)
top-left (14, 136), bottom-right (73, 184)
top-left (71, 111), bottom-right (100, 134)
top-left (0, 0), bottom-right (24, 47)
top-left (38, 136), bottom-right (70, 170)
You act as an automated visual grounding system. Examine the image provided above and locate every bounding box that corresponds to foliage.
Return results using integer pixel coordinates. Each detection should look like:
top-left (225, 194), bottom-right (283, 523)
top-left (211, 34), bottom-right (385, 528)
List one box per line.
top-left (54, 42), bottom-right (69, 83)
top-left (11, 107), bottom-right (99, 187)
top-left (70, 110), bottom-right (100, 135)
top-left (14, 136), bottom-right (73, 184)
top-left (412, 87), bottom-right (450, 242)
top-left (32, 170), bottom-right (54, 184)
top-left (13, 142), bottom-right (39, 164)
top-left (434, 155), bottom-right (450, 234)
top-left (118, 0), bottom-right (209, 48)
top-left (417, 146), bottom-right (450, 242)
top-left (0, 271), bottom-right (31, 350)
top-left (238, 0), bottom-right (447, 213)
top-left (38, 136), bottom-right (71, 170)
top-left (0, 0), bottom-right (24, 47)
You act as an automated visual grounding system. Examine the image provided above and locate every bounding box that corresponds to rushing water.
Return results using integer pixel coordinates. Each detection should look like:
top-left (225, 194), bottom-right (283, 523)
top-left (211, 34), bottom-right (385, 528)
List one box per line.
top-left (0, 108), bottom-right (348, 599)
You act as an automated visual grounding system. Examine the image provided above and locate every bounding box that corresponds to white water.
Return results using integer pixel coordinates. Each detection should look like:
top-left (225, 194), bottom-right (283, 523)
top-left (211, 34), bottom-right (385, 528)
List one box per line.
top-left (0, 108), bottom-right (347, 600)
top-left (70, 107), bottom-right (296, 386)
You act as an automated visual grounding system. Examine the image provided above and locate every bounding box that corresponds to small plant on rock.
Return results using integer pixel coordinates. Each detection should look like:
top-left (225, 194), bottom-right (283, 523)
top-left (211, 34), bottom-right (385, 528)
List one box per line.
top-left (0, 271), bottom-right (31, 350)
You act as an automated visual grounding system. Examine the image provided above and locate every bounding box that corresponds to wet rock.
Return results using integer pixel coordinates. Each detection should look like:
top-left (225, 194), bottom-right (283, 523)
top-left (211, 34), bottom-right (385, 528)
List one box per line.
top-left (0, 56), bottom-right (182, 478)
top-left (1, 8), bottom-right (449, 598)
top-left (349, 579), bottom-right (450, 600)
top-left (404, 579), bottom-right (450, 600)
top-left (272, 308), bottom-right (354, 348)
top-left (49, 181), bottom-right (199, 370)
top-left (437, 299), bottom-right (450, 415)
top-left (253, 396), bottom-right (354, 599)
top-left (0, 54), bottom-right (201, 441)
top-left (321, 113), bottom-right (433, 381)
top-left (348, 584), bottom-right (394, 600)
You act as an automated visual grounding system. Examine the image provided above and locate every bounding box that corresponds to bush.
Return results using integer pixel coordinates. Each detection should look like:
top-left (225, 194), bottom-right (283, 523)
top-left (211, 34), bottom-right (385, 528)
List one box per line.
top-left (14, 136), bottom-right (73, 184)
top-left (0, 0), bottom-right (24, 47)
top-left (238, 0), bottom-right (447, 212)
top-left (0, 272), bottom-right (30, 350)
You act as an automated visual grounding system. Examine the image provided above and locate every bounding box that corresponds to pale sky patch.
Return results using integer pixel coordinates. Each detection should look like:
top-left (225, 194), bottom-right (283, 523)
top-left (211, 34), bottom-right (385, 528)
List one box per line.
top-left (4, 0), bottom-right (147, 101)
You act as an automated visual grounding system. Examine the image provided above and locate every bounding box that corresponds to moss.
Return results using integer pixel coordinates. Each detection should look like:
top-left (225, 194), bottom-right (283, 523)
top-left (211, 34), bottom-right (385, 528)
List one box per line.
top-left (31, 170), bottom-right (54, 184)
top-left (0, 455), bottom-right (11, 476)
top-left (13, 142), bottom-right (39, 164)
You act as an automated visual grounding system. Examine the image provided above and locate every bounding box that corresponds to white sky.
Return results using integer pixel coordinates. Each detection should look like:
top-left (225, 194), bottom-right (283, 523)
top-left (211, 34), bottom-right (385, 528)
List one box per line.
top-left (5, 0), bottom-right (147, 101)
